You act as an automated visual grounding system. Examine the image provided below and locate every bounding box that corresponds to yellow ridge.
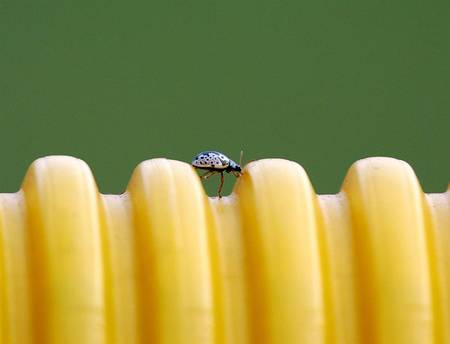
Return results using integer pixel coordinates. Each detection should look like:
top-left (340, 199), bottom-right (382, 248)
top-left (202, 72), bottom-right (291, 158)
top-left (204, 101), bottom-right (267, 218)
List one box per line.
top-left (0, 156), bottom-right (448, 344)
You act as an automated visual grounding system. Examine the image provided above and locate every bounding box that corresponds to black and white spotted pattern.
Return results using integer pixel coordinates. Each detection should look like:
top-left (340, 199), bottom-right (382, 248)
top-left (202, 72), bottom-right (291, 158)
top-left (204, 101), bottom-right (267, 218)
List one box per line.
top-left (192, 151), bottom-right (230, 170)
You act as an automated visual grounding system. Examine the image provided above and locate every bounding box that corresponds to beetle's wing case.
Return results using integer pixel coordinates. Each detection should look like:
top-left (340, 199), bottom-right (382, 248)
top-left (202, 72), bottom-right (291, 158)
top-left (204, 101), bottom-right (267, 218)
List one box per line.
top-left (192, 151), bottom-right (229, 170)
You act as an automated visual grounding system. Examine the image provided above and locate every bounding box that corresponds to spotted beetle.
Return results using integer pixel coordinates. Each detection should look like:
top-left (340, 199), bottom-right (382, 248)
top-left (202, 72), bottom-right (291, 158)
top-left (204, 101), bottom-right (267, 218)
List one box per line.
top-left (192, 151), bottom-right (242, 198)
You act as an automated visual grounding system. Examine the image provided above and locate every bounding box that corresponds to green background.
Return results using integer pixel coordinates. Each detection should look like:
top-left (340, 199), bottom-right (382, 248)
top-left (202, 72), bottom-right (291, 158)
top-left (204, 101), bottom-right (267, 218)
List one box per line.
top-left (0, 0), bottom-right (448, 195)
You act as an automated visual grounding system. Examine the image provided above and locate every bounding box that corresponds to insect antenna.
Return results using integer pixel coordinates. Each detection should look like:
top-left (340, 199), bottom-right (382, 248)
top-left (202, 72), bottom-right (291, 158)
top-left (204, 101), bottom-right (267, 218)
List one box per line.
top-left (240, 150), bottom-right (244, 167)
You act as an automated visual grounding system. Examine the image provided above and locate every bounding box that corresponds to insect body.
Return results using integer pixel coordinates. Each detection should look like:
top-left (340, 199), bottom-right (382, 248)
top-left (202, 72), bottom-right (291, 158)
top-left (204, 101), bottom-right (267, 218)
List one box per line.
top-left (192, 151), bottom-right (242, 198)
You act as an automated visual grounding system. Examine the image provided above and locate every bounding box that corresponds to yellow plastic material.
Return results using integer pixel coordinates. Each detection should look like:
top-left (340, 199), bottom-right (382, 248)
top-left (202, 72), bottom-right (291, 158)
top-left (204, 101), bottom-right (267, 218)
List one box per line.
top-left (0, 156), bottom-right (448, 344)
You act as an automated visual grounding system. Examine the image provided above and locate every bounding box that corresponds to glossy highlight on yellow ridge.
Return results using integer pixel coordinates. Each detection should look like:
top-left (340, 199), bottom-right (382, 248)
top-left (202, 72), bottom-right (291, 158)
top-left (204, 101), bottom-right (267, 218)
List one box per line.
top-left (0, 156), bottom-right (448, 344)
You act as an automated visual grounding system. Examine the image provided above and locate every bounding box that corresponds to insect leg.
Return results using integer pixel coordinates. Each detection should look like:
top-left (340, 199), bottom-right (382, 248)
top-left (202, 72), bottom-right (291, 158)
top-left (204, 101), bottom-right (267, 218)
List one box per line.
top-left (217, 172), bottom-right (224, 198)
top-left (231, 171), bottom-right (242, 178)
top-left (200, 170), bottom-right (216, 179)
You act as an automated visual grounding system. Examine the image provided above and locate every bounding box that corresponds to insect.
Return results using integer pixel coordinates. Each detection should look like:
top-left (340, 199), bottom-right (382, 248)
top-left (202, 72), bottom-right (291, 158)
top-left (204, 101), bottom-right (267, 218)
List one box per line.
top-left (192, 150), bottom-right (243, 198)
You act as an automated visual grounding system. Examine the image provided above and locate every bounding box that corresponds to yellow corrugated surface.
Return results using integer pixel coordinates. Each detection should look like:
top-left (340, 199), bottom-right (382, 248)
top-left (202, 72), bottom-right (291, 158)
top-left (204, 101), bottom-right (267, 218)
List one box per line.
top-left (0, 156), bottom-right (448, 344)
